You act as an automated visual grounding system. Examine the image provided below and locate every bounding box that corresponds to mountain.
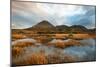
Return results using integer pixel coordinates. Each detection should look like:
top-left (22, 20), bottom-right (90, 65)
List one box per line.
top-left (12, 20), bottom-right (95, 34)
top-left (25, 20), bottom-right (57, 33)
top-left (56, 25), bottom-right (69, 30)
top-left (34, 20), bottom-right (55, 29)
top-left (69, 25), bottom-right (88, 33)
top-left (55, 25), bottom-right (70, 33)
top-left (55, 25), bottom-right (89, 33)
top-left (70, 25), bottom-right (87, 30)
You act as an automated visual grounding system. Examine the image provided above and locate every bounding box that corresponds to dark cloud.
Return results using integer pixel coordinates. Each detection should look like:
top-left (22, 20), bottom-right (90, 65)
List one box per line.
top-left (65, 6), bottom-right (96, 29)
top-left (12, 1), bottom-right (96, 29)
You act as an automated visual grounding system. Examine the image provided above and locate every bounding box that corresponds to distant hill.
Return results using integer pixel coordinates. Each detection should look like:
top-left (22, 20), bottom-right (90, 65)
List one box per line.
top-left (56, 25), bottom-right (69, 30)
top-left (69, 25), bottom-right (88, 33)
top-left (24, 20), bottom-right (57, 33)
top-left (55, 25), bottom-right (89, 33)
top-left (12, 20), bottom-right (96, 34)
top-left (26, 20), bottom-right (54, 29)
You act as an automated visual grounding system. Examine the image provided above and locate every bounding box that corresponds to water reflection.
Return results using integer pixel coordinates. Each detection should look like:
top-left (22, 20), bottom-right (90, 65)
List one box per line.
top-left (12, 38), bottom-right (96, 64)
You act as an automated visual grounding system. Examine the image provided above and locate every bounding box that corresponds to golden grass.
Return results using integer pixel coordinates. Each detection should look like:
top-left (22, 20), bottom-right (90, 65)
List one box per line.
top-left (12, 51), bottom-right (76, 65)
top-left (71, 34), bottom-right (96, 39)
top-left (55, 34), bottom-right (96, 39)
top-left (47, 39), bottom-right (80, 48)
top-left (12, 33), bottom-right (96, 41)
top-left (12, 41), bottom-right (35, 48)
top-left (12, 47), bottom-right (23, 58)
top-left (34, 36), bottom-right (52, 44)
top-left (63, 55), bottom-right (77, 63)
top-left (64, 39), bottom-right (80, 46)
top-left (13, 53), bottom-right (48, 65)
top-left (47, 54), bottom-right (63, 64)
top-left (12, 41), bottom-right (35, 59)
top-left (47, 54), bottom-right (77, 64)
top-left (12, 34), bottom-right (26, 41)
top-left (12, 33), bottom-right (95, 65)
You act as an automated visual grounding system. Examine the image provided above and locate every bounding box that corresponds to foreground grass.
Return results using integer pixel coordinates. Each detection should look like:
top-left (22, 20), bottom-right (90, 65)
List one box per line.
top-left (12, 33), bottom-right (96, 66)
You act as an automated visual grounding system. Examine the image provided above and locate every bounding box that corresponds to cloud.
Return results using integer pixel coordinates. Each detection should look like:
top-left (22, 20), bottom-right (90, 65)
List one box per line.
top-left (65, 6), bottom-right (95, 29)
top-left (12, 1), bottom-right (95, 29)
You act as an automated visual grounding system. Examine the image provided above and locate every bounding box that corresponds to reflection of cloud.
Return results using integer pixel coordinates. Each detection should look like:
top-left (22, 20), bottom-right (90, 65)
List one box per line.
top-left (64, 38), bottom-right (96, 61)
top-left (12, 38), bottom-right (96, 62)
top-left (12, 1), bottom-right (95, 29)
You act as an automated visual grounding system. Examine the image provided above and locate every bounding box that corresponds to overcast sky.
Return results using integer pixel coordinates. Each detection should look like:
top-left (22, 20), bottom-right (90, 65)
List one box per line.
top-left (12, 1), bottom-right (96, 29)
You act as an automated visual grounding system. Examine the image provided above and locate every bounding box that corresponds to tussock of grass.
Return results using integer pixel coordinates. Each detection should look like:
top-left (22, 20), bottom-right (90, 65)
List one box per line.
top-left (12, 47), bottom-right (23, 58)
top-left (12, 42), bottom-right (35, 48)
top-left (13, 52), bottom-right (48, 65)
top-left (47, 39), bottom-right (80, 48)
top-left (12, 34), bottom-right (26, 41)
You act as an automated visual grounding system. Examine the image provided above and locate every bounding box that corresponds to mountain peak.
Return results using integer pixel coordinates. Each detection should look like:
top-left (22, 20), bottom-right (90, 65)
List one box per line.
top-left (39, 20), bottom-right (50, 24)
top-left (34, 20), bottom-right (55, 28)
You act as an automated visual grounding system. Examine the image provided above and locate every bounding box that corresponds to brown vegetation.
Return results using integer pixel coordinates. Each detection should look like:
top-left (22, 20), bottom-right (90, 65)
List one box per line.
top-left (12, 41), bottom-right (35, 48)
top-left (12, 47), bottom-right (23, 58)
top-left (13, 52), bottom-right (48, 65)
top-left (63, 55), bottom-right (77, 63)
top-left (64, 39), bottom-right (80, 46)
top-left (12, 34), bottom-right (26, 41)
top-left (47, 39), bottom-right (80, 48)
top-left (12, 48), bottom-right (77, 66)
top-left (34, 36), bottom-right (52, 44)
top-left (12, 33), bottom-right (96, 65)
top-left (12, 41), bottom-right (35, 59)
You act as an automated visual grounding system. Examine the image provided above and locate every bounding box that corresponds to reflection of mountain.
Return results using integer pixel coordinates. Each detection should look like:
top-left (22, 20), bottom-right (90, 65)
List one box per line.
top-left (12, 20), bottom-right (96, 34)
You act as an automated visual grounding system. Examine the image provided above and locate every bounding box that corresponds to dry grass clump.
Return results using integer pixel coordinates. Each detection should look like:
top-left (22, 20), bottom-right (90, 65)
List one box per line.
top-left (13, 50), bottom-right (76, 65)
top-left (63, 55), bottom-right (77, 63)
top-left (12, 34), bottom-right (26, 41)
top-left (46, 54), bottom-right (77, 64)
top-left (12, 41), bottom-right (35, 48)
top-left (12, 41), bottom-right (35, 60)
top-left (27, 53), bottom-right (48, 64)
top-left (47, 54), bottom-right (63, 64)
top-left (12, 45), bottom-right (78, 66)
top-left (12, 47), bottom-right (23, 58)
top-left (47, 41), bottom-right (65, 48)
top-left (13, 52), bottom-right (48, 66)
top-left (47, 39), bottom-right (80, 48)
top-left (34, 36), bottom-right (52, 44)
top-left (64, 39), bottom-right (80, 47)
top-left (55, 41), bottom-right (65, 48)
top-left (70, 34), bottom-right (95, 39)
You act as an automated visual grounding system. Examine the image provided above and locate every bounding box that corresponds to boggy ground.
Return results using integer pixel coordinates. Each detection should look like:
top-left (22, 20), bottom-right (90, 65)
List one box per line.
top-left (12, 33), bottom-right (96, 66)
